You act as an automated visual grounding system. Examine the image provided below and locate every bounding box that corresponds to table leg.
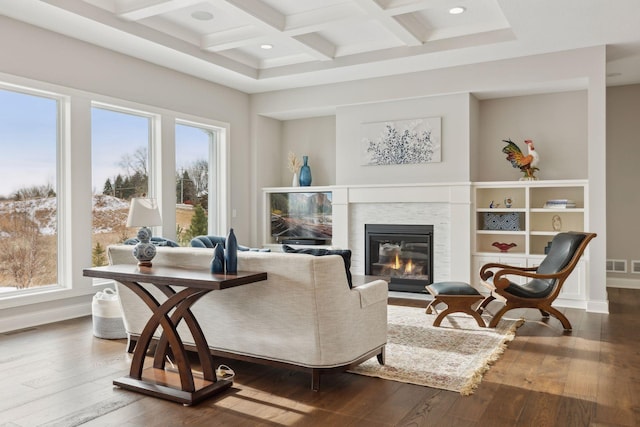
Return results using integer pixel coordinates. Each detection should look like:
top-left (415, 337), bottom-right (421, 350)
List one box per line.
top-left (154, 285), bottom-right (216, 382)
top-left (114, 281), bottom-right (231, 405)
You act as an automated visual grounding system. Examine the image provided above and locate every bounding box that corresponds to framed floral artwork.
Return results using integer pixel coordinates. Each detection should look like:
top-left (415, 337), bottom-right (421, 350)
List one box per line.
top-left (360, 117), bottom-right (441, 166)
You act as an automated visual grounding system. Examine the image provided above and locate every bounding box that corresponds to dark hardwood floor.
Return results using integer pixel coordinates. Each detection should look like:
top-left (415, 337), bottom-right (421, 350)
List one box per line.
top-left (1, 287), bottom-right (639, 426)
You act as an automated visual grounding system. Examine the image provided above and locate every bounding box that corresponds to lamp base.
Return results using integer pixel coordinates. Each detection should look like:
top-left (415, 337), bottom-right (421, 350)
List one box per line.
top-left (132, 239), bottom-right (157, 267)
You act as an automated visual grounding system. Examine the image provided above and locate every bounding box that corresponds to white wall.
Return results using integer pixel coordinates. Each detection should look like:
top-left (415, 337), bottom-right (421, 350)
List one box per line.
top-left (252, 46), bottom-right (608, 313)
top-left (477, 91), bottom-right (588, 182)
top-left (336, 93), bottom-right (471, 185)
top-left (606, 84), bottom-right (640, 287)
top-left (282, 116), bottom-right (336, 187)
top-left (251, 115), bottom-right (282, 245)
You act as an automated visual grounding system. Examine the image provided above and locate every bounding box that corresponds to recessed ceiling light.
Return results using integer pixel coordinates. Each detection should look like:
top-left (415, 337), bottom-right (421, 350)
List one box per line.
top-left (191, 11), bottom-right (213, 21)
top-left (260, 44), bottom-right (273, 50)
top-left (449, 6), bottom-right (466, 15)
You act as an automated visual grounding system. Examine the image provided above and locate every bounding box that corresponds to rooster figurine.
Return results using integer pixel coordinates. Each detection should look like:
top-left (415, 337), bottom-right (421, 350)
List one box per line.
top-left (502, 139), bottom-right (539, 179)
top-left (492, 242), bottom-right (517, 253)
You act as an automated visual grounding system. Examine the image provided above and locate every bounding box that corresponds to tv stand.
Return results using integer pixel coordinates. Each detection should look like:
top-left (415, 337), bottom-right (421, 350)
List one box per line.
top-left (281, 238), bottom-right (327, 245)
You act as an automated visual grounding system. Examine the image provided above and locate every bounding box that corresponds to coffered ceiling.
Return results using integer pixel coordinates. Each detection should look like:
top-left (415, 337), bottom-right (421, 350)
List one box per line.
top-left (1, 0), bottom-right (640, 93)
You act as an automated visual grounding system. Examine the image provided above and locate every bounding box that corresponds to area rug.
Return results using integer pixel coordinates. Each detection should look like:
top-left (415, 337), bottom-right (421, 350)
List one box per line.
top-left (349, 305), bottom-right (523, 395)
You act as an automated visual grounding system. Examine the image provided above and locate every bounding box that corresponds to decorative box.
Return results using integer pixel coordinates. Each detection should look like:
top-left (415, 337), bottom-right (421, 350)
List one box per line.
top-left (483, 212), bottom-right (520, 231)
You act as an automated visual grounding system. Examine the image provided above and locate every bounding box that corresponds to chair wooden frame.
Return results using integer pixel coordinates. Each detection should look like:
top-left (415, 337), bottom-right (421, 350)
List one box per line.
top-left (478, 232), bottom-right (596, 331)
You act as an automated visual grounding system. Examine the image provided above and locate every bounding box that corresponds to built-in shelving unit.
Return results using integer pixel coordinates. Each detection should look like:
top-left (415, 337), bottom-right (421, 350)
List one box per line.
top-left (472, 180), bottom-right (589, 304)
top-left (473, 180), bottom-right (587, 256)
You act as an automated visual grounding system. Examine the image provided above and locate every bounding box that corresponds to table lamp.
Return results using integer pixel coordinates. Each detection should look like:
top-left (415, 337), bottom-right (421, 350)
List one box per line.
top-left (126, 197), bottom-right (162, 267)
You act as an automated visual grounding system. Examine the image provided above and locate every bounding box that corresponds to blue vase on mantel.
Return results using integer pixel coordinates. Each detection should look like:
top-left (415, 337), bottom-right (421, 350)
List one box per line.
top-left (299, 155), bottom-right (312, 186)
top-left (225, 228), bottom-right (238, 274)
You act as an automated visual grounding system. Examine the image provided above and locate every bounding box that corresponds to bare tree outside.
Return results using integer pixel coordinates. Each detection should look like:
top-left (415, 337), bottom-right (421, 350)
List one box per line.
top-left (118, 146), bottom-right (148, 178)
top-left (186, 159), bottom-right (208, 197)
top-left (0, 210), bottom-right (49, 289)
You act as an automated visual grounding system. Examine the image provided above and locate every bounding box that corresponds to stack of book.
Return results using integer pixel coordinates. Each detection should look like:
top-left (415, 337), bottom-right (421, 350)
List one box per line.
top-left (543, 199), bottom-right (576, 209)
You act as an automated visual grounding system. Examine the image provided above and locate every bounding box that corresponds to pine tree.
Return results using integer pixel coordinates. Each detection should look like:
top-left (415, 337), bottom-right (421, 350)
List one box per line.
top-left (176, 170), bottom-right (197, 204)
top-left (187, 204), bottom-right (208, 239)
top-left (92, 242), bottom-right (107, 267)
top-left (103, 178), bottom-right (113, 196)
top-left (114, 174), bottom-right (124, 199)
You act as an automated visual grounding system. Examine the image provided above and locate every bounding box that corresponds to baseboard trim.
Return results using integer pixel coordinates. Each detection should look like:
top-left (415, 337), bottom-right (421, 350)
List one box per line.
top-left (607, 277), bottom-right (640, 289)
top-left (586, 299), bottom-right (610, 314)
top-left (553, 298), bottom-right (587, 310)
top-left (0, 301), bottom-right (91, 334)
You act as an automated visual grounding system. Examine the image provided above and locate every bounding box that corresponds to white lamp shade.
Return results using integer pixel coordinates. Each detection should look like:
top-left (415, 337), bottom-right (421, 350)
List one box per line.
top-left (126, 198), bottom-right (162, 227)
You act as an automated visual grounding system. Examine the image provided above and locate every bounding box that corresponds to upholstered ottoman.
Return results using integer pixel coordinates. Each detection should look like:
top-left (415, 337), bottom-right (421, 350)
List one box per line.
top-left (425, 281), bottom-right (486, 327)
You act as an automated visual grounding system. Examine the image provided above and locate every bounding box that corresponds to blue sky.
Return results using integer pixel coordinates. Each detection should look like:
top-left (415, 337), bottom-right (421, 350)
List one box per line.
top-left (0, 89), bottom-right (57, 197)
top-left (0, 89), bottom-right (207, 198)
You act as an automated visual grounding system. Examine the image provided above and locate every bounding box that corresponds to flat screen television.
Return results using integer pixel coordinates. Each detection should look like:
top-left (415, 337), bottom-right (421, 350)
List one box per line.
top-left (270, 191), bottom-right (332, 245)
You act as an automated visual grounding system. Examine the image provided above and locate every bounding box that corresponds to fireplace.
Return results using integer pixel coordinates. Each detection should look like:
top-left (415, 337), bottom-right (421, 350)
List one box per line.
top-left (365, 224), bottom-right (434, 293)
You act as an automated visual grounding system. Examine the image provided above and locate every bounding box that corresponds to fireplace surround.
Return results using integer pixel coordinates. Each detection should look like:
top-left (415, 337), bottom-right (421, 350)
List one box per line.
top-left (364, 224), bottom-right (434, 293)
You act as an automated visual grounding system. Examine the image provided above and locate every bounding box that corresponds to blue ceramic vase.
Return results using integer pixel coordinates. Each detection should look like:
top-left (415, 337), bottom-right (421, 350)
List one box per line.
top-left (211, 243), bottom-right (225, 274)
top-left (299, 155), bottom-right (312, 186)
top-left (225, 228), bottom-right (238, 273)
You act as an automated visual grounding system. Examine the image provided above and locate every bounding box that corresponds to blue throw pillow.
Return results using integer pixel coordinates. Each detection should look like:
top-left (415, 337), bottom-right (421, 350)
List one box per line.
top-left (282, 245), bottom-right (353, 289)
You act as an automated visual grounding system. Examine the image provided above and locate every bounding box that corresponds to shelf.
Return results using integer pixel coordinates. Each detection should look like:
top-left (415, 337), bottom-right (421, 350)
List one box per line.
top-left (473, 180), bottom-right (587, 256)
top-left (530, 231), bottom-right (558, 236)
top-left (531, 208), bottom-right (585, 213)
top-left (474, 251), bottom-right (526, 257)
top-left (477, 208), bottom-right (526, 213)
top-left (476, 230), bottom-right (526, 235)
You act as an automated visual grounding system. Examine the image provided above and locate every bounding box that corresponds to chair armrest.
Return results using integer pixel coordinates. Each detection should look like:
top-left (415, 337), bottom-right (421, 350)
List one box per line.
top-left (354, 280), bottom-right (388, 308)
top-left (479, 262), bottom-right (536, 280)
top-left (492, 268), bottom-right (564, 290)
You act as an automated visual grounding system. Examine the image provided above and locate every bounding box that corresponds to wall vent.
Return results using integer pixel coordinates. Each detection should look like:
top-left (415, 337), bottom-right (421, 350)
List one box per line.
top-left (631, 260), bottom-right (640, 274)
top-left (606, 259), bottom-right (627, 273)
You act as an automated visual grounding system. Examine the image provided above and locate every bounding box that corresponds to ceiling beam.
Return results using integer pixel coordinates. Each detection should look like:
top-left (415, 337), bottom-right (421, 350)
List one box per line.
top-left (283, 2), bottom-right (363, 36)
top-left (115, 0), bottom-right (202, 21)
top-left (293, 33), bottom-right (337, 60)
top-left (352, 0), bottom-right (423, 46)
top-left (222, 0), bottom-right (285, 31)
top-left (201, 25), bottom-right (263, 52)
top-left (376, 0), bottom-right (439, 16)
top-left (217, 0), bottom-right (335, 61)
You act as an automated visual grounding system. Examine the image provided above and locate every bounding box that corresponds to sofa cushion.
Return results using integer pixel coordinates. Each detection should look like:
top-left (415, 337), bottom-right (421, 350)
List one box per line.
top-left (124, 237), bottom-right (180, 247)
top-left (282, 245), bottom-right (353, 288)
top-left (190, 235), bottom-right (270, 252)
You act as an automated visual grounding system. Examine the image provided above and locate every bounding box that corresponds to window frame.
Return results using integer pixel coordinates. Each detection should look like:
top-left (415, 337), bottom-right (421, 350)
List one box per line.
top-left (0, 81), bottom-right (68, 299)
top-left (175, 118), bottom-right (229, 236)
top-left (0, 75), bottom-right (230, 312)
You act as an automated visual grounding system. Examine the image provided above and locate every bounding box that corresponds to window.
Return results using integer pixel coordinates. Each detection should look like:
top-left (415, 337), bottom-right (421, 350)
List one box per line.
top-left (91, 105), bottom-right (152, 266)
top-left (175, 121), bottom-right (221, 246)
top-left (0, 87), bottom-right (60, 294)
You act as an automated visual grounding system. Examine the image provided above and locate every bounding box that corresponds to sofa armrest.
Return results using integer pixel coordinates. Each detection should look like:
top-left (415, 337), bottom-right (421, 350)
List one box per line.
top-left (354, 279), bottom-right (388, 308)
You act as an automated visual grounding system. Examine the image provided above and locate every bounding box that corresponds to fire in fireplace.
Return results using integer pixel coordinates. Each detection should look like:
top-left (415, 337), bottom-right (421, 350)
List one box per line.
top-left (364, 224), bottom-right (434, 293)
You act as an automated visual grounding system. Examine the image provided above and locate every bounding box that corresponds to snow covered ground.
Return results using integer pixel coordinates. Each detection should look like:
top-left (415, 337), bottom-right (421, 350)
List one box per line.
top-left (0, 194), bottom-right (130, 236)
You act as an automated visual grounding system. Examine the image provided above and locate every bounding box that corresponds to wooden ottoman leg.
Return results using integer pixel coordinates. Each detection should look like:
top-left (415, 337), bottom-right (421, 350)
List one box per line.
top-left (425, 282), bottom-right (486, 328)
top-left (425, 297), bottom-right (441, 315)
top-left (439, 296), bottom-right (486, 327)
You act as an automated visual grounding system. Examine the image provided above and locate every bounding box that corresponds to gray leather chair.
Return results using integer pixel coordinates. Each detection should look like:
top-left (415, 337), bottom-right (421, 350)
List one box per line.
top-left (479, 231), bottom-right (596, 331)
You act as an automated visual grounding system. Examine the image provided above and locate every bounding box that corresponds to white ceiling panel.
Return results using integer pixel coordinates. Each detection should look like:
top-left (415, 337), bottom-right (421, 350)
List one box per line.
top-left (0, 0), bottom-right (639, 93)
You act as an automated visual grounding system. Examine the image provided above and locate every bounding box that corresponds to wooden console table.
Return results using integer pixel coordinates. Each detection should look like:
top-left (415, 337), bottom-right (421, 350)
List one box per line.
top-left (83, 264), bottom-right (267, 406)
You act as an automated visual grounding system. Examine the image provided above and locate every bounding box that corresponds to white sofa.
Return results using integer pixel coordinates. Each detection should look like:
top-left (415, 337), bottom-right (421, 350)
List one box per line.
top-left (107, 245), bottom-right (388, 390)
